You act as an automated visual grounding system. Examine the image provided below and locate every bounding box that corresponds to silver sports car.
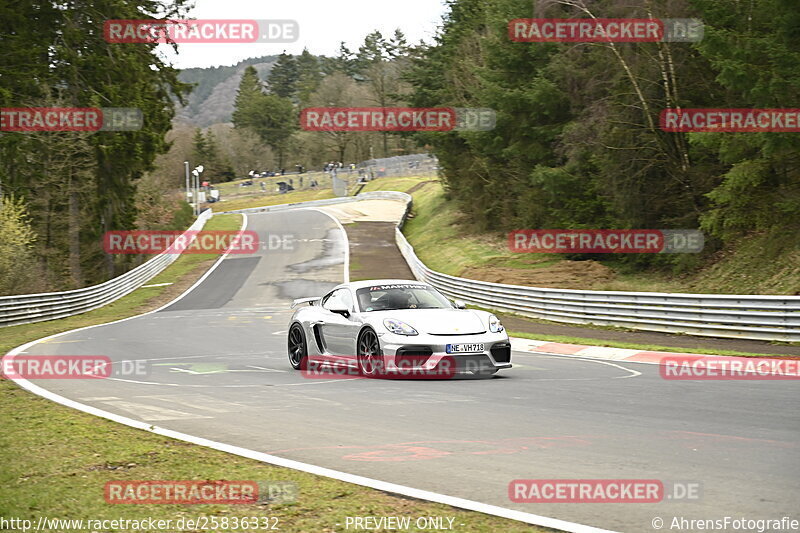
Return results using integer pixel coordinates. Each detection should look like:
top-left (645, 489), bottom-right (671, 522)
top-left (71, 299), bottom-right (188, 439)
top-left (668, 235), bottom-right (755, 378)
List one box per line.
top-left (287, 279), bottom-right (512, 378)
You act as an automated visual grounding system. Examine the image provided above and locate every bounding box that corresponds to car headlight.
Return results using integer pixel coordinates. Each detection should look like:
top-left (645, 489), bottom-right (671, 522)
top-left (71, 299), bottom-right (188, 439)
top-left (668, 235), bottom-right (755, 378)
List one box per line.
top-left (488, 314), bottom-right (504, 333)
top-left (383, 318), bottom-right (418, 336)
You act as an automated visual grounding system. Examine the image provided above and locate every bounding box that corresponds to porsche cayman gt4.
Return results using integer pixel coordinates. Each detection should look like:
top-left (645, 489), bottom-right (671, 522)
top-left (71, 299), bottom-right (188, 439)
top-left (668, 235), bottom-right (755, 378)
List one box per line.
top-left (287, 280), bottom-right (512, 378)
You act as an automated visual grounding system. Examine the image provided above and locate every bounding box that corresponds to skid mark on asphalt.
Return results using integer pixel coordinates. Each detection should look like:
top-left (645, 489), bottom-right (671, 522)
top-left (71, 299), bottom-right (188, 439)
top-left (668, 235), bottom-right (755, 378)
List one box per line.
top-left (160, 362), bottom-right (287, 375)
top-left (664, 430), bottom-right (796, 449)
top-left (266, 436), bottom-right (593, 462)
top-left (80, 396), bottom-right (120, 401)
top-left (93, 400), bottom-right (213, 421)
top-left (135, 394), bottom-right (246, 413)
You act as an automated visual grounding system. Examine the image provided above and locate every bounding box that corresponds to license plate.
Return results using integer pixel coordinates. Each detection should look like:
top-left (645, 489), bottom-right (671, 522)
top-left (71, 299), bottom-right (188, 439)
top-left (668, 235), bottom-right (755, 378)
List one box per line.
top-left (446, 343), bottom-right (485, 354)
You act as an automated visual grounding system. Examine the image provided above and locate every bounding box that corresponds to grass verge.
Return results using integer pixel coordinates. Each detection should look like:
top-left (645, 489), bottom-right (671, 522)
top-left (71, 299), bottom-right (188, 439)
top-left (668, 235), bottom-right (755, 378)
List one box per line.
top-left (0, 212), bottom-right (549, 533)
top-left (0, 378), bottom-right (549, 532)
top-left (359, 176), bottom-right (438, 194)
top-left (216, 187), bottom-right (335, 213)
top-left (394, 177), bottom-right (800, 295)
top-left (355, 177), bottom-right (799, 354)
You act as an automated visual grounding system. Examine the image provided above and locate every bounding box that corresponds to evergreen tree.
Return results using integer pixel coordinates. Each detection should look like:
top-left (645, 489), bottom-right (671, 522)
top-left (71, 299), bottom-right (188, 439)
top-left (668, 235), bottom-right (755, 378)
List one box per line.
top-left (321, 43), bottom-right (359, 77)
top-left (296, 49), bottom-right (323, 106)
top-left (267, 52), bottom-right (299, 99)
top-left (0, 0), bottom-right (192, 285)
top-left (192, 129), bottom-right (235, 182)
top-left (232, 66), bottom-right (265, 128)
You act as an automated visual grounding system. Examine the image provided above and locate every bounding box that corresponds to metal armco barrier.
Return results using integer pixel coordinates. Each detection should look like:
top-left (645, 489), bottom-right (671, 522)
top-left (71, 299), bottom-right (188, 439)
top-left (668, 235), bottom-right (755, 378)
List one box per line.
top-left (388, 193), bottom-right (800, 342)
top-left (225, 191), bottom-right (800, 341)
top-left (0, 210), bottom-right (213, 327)
top-left (4, 191), bottom-right (798, 341)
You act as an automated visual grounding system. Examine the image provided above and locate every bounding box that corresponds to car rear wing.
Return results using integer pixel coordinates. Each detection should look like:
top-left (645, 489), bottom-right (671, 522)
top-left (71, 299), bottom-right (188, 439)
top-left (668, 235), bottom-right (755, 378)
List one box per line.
top-left (291, 297), bottom-right (319, 309)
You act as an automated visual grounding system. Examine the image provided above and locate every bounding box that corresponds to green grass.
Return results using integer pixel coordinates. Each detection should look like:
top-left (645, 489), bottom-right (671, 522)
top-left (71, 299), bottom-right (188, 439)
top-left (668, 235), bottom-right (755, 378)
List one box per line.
top-left (0, 211), bottom-right (548, 533)
top-left (401, 180), bottom-right (523, 276)
top-left (348, 256), bottom-right (367, 282)
top-left (393, 177), bottom-right (800, 296)
top-left (213, 172), bottom-right (333, 199)
top-left (0, 378), bottom-right (550, 533)
top-left (217, 187), bottom-right (336, 212)
top-left (360, 176), bottom-right (437, 194)
top-left (0, 377), bottom-right (549, 532)
top-left (683, 228), bottom-right (800, 295)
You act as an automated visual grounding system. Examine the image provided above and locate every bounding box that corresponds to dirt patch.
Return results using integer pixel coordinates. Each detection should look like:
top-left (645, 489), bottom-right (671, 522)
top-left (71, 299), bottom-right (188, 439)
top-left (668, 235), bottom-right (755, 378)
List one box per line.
top-left (345, 222), bottom-right (414, 281)
top-left (462, 260), bottom-right (615, 289)
top-left (405, 180), bottom-right (438, 195)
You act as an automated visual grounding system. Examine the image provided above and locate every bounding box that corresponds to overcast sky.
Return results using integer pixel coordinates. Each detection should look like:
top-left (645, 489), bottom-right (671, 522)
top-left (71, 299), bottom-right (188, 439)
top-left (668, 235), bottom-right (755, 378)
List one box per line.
top-left (157, 0), bottom-right (449, 69)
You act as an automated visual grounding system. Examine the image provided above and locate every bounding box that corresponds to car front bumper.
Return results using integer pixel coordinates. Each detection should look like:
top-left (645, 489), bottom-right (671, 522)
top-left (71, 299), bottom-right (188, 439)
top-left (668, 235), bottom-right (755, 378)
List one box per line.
top-left (377, 331), bottom-right (512, 374)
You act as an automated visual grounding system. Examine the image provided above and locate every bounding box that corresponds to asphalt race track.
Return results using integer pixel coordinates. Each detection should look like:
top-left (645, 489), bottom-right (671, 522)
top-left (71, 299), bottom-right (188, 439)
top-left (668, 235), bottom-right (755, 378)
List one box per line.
top-left (19, 208), bottom-right (800, 532)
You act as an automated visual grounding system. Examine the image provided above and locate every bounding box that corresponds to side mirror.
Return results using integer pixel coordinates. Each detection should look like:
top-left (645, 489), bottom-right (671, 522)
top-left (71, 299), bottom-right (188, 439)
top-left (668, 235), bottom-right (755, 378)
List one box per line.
top-left (452, 299), bottom-right (467, 309)
top-left (329, 306), bottom-right (351, 318)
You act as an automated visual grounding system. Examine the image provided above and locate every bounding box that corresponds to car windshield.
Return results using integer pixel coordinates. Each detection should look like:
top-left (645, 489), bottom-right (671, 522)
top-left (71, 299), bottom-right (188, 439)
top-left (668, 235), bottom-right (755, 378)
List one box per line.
top-left (356, 283), bottom-right (453, 312)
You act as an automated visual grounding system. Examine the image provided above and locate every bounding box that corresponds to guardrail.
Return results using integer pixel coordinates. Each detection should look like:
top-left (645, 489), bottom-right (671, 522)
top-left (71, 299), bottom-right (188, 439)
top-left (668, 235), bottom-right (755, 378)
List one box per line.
top-left (383, 193), bottom-right (800, 343)
top-left (229, 191), bottom-right (800, 341)
top-left (7, 190), bottom-right (798, 341)
top-left (0, 209), bottom-right (213, 327)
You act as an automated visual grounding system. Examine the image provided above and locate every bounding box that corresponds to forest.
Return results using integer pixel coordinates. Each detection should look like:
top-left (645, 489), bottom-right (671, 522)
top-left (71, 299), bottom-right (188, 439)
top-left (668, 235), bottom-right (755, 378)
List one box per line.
top-left (1, 0), bottom-right (798, 294)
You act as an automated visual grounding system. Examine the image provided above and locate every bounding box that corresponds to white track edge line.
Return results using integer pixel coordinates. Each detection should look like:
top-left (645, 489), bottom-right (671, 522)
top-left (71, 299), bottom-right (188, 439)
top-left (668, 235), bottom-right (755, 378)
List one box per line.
top-left (11, 213), bottom-right (249, 347)
top-left (5, 206), bottom-right (617, 533)
top-left (7, 377), bottom-right (614, 533)
top-left (303, 207), bottom-right (350, 284)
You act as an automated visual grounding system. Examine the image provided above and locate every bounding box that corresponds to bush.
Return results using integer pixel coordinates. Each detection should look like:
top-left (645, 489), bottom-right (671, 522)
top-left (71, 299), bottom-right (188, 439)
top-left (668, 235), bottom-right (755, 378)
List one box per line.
top-left (0, 196), bottom-right (43, 295)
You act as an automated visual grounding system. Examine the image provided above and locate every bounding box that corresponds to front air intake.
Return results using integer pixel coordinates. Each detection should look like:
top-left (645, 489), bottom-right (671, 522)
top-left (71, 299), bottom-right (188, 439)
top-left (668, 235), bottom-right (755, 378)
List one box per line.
top-left (490, 343), bottom-right (511, 363)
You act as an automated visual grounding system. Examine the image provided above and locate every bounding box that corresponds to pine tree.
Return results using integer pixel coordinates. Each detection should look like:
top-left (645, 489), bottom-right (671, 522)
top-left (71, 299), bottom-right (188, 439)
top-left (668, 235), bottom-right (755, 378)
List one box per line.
top-left (232, 66), bottom-right (265, 129)
top-left (296, 49), bottom-right (323, 106)
top-left (267, 52), bottom-right (299, 99)
top-left (192, 129), bottom-right (235, 182)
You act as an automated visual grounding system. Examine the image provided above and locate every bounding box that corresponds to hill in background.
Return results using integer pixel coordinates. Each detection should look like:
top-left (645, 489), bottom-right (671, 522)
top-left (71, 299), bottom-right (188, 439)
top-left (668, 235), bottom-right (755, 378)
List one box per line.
top-left (175, 55), bottom-right (280, 126)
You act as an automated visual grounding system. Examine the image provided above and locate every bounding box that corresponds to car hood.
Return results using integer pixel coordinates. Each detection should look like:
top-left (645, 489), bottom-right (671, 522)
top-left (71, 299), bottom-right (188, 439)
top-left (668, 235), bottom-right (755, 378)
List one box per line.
top-left (369, 309), bottom-right (486, 335)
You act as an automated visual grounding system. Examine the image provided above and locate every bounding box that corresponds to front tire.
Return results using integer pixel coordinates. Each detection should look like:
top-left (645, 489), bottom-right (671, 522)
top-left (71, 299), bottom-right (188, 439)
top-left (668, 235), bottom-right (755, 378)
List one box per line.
top-left (288, 324), bottom-right (308, 370)
top-left (357, 328), bottom-right (384, 378)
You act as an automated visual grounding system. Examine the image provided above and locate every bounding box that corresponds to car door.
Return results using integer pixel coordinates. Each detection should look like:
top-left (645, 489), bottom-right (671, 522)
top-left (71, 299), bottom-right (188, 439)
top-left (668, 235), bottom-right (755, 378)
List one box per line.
top-left (319, 288), bottom-right (358, 360)
top-left (327, 288), bottom-right (360, 360)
